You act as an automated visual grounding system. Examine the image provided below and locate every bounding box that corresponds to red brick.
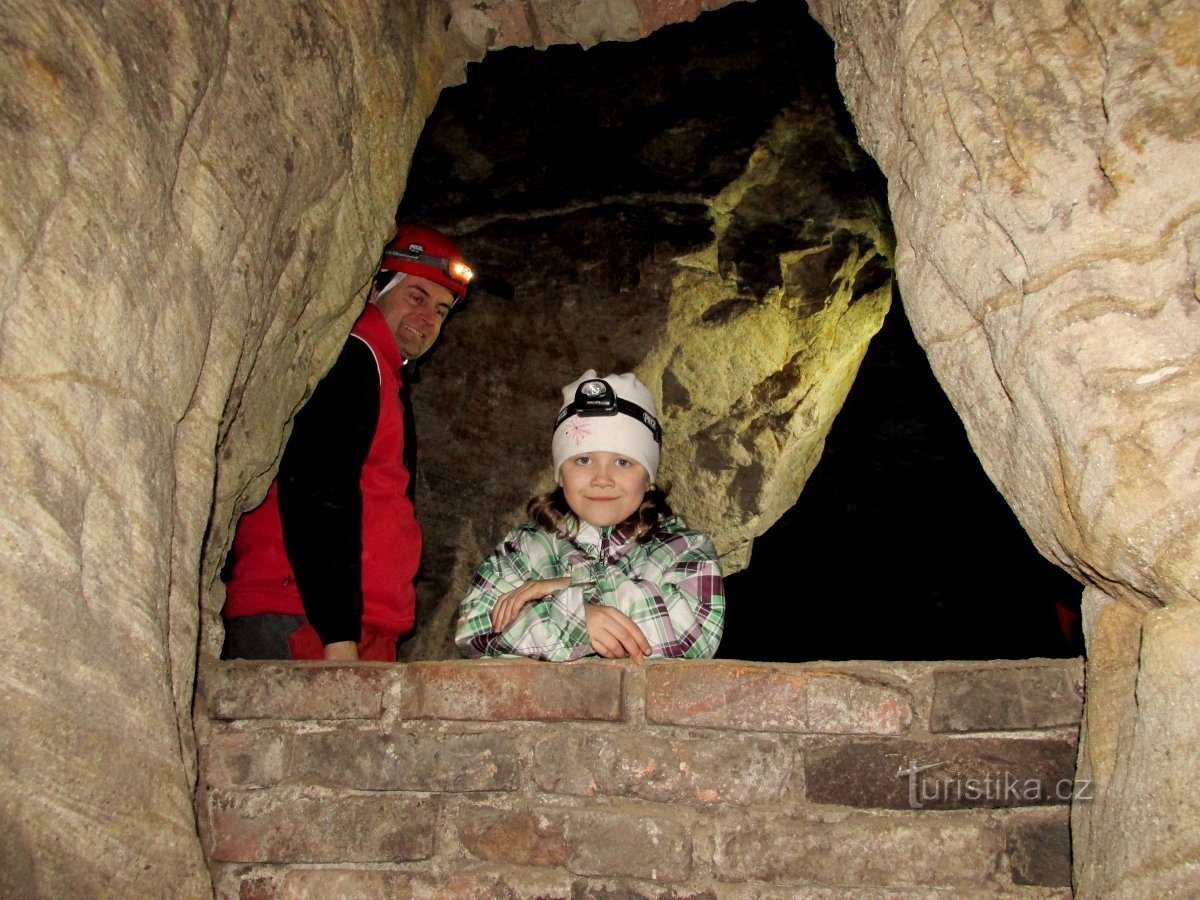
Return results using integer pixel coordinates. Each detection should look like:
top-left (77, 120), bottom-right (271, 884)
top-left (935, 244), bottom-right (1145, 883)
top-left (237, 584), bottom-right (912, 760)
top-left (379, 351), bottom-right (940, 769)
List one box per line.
top-left (637, 0), bottom-right (705, 35)
top-left (930, 662), bottom-right (1084, 733)
top-left (531, 732), bottom-right (796, 805)
top-left (205, 662), bottom-right (393, 720)
top-left (459, 807), bottom-right (692, 882)
top-left (457, 810), bottom-right (571, 868)
top-left (804, 736), bottom-right (1079, 809)
top-left (287, 730), bottom-right (519, 792)
top-left (712, 811), bottom-right (1005, 887)
top-left (210, 864), bottom-right (277, 900)
top-left (805, 674), bottom-right (913, 734)
top-left (1005, 809), bottom-right (1073, 887)
top-left (204, 730), bottom-right (290, 788)
top-left (280, 867), bottom-right (532, 899)
top-left (237, 873), bottom-right (278, 900)
top-left (207, 789), bottom-right (435, 863)
top-left (399, 660), bottom-right (623, 721)
top-left (564, 809), bottom-right (692, 883)
top-left (647, 662), bottom-right (806, 730)
top-left (646, 662), bottom-right (911, 733)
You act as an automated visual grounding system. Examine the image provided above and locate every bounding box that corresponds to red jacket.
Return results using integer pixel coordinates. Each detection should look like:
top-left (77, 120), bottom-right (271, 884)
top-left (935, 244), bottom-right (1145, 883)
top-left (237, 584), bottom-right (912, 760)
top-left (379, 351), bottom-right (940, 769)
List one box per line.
top-left (223, 304), bottom-right (421, 640)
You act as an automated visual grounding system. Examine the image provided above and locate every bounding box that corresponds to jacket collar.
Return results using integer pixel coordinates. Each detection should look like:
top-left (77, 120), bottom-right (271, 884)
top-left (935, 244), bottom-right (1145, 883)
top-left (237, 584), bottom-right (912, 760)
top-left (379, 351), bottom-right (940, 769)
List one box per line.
top-left (353, 303), bottom-right (405, 377)
top-left (568, 517), bottom-right (640, 556)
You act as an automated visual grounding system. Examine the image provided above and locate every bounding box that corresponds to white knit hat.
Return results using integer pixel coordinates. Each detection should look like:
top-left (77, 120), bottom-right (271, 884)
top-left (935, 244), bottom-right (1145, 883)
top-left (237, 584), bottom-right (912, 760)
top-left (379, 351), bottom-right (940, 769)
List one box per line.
top-left (552, 370), bottom-right (661, 481)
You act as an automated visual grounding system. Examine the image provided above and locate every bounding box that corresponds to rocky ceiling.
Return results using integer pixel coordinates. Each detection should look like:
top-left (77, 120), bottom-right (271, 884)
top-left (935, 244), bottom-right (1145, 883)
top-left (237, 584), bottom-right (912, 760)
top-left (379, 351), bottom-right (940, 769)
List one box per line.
top-left (393, 0), bottom-right (1076, 662)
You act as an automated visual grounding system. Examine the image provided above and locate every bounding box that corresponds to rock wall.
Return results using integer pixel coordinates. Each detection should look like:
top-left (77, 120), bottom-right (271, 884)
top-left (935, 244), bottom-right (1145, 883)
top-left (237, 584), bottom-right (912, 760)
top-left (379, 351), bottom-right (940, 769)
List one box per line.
top-left (199, 657), bottom-right (1081, 897)
top-left (805, 0), bottom-right (1200, 894)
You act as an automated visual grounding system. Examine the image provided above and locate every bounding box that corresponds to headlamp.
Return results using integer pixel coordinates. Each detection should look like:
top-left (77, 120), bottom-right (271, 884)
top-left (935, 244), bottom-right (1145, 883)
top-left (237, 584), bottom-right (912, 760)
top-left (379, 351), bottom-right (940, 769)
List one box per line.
top-left (448, 259), bottom-right (475, 284)
top-left (554, 378), bottom-right (662, 443)
top-left (381, 244), bottom-right (475, 286)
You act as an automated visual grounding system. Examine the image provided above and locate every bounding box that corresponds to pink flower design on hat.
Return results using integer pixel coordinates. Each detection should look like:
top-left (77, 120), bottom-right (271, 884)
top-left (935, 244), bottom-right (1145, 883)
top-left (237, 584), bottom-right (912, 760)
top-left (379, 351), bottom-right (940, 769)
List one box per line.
top-left (568, 419), bottom-right (591, 445)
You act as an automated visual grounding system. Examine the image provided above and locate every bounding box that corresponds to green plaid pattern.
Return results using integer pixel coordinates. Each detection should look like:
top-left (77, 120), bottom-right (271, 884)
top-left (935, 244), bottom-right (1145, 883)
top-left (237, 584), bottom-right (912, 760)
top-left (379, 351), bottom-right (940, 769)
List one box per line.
top-left (456, 516), bottom-right (724, 661)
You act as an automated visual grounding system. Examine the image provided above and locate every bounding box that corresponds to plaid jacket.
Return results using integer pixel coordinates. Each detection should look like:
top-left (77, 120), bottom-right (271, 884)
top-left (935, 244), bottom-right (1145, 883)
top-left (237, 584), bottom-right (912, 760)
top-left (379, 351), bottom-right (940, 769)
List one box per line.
top-left (455, 515), bottom-right (724, 661)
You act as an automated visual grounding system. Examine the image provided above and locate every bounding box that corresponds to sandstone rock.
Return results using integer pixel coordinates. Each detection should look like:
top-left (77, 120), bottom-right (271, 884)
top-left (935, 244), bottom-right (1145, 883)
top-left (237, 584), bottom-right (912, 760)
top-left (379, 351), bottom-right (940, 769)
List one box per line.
top-left (807, 1), bottom-right (1200, 893)
top-left (1075, 604), bottom-right (1200, 896)
top-left (808, 0), bottom-right (1200, 609)
top-left (0, 2), bottom-right (461, 895)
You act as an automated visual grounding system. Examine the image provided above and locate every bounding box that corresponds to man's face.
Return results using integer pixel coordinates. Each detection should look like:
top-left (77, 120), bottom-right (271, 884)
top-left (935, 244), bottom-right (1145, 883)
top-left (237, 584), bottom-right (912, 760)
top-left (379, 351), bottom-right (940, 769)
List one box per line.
top-left (373, 273), bottom-right (456, 359)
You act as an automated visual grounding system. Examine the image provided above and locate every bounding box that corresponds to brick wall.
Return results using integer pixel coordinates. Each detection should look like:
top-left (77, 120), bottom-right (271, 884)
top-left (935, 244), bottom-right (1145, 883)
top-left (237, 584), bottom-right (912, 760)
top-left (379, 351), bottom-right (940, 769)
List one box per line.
top-left (197, 658), bottom-right (1083, 898)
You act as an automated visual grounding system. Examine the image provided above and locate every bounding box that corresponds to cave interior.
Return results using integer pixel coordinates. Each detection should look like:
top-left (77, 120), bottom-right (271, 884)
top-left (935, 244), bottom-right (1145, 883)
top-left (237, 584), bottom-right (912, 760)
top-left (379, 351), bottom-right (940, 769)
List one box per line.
top-left (394, 0), bottom-right (1084, 664)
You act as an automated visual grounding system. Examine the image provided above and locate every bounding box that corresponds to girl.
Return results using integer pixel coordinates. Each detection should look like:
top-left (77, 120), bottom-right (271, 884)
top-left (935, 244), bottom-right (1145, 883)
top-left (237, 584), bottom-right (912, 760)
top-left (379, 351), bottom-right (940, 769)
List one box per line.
top-left (455, 370), bottom-right (725, 661)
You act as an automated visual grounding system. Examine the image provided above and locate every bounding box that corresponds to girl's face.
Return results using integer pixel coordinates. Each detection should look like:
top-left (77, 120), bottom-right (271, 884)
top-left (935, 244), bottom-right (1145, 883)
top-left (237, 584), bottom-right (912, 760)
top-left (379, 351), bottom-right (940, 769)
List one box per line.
top-left (558, 451), bottom-right (650, 528)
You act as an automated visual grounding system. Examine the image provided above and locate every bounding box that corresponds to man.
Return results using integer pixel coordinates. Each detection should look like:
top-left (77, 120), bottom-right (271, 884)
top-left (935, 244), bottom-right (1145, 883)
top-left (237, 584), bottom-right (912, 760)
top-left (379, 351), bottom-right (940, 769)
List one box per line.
top-left (222, 224), bottom-right (472, 661)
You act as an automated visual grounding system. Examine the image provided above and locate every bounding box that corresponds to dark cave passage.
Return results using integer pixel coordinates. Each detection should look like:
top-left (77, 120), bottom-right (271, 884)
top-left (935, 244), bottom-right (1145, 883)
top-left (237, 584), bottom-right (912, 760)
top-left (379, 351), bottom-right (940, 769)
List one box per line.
top-left (716, 299), bottom-right (1084, 662)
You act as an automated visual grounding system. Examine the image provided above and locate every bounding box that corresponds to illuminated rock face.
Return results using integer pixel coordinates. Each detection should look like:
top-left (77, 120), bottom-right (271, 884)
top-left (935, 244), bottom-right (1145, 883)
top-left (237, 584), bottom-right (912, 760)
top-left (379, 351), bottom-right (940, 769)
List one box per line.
top-left (0, 0), bottom-right (1196, 896)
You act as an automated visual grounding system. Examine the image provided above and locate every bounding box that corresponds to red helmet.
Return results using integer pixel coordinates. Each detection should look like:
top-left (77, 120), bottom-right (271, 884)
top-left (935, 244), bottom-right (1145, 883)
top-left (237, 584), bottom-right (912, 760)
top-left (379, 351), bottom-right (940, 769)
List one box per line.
top-left (377, 224), bottom-right (473, 302)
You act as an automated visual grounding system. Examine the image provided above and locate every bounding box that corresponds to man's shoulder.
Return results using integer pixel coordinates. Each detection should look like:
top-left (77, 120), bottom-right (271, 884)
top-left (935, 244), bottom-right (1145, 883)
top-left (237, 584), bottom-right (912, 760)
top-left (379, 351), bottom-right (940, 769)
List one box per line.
top-left (344, 332), bottom-right (379, 361)
top-left (329, 334), bottom-right (382, 381)
top-left (293, 336), bottom-right (381, 426)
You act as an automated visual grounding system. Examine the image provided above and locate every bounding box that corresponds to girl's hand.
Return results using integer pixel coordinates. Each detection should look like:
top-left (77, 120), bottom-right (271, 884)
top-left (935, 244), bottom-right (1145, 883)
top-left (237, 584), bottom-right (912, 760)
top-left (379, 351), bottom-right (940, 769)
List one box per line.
top-left (584, 605), bottom-right (652, 664)
top-left (491, 577), bottom-right (570, 632)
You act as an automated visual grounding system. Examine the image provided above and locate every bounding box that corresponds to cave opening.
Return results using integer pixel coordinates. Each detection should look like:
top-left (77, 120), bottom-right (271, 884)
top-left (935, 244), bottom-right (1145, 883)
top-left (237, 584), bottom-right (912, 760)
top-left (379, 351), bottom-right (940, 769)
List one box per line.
top-left (397, 0), bottom-right (1083, 662)
top-left (717, 296), bottom-right (1085, 662)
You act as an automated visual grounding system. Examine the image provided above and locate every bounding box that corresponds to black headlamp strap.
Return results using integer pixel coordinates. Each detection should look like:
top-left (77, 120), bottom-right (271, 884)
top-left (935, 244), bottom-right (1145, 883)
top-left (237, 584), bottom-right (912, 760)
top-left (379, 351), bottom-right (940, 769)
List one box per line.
top-left (554, 379), bottom-right (662, 444)
top-left (382, 246), bottom-right (471, 283)
top-left (382, 246), bottom-right (448, 273)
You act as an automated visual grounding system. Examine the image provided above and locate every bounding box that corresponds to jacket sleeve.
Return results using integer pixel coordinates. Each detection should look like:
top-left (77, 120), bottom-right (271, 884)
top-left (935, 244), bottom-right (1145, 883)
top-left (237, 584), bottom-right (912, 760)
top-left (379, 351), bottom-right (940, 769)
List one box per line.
top-left (277, 337), bottom-right (378, 646)
top-left (455, 527), bottom-right (598, 661)
top-left (597, 529), bottom-right (726, 659)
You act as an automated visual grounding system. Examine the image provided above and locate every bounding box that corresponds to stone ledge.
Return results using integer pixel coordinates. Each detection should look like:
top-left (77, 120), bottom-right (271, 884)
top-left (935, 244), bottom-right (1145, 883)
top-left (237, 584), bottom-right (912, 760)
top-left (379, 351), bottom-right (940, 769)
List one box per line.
top-left (398, 659), bottom-right (624, 721)
top-left (646, 661), bottom-right (913, 734)
top-left (930, 661), bottom-right (1084, 733)
top-left (205, 662), bottom-right (394, 721)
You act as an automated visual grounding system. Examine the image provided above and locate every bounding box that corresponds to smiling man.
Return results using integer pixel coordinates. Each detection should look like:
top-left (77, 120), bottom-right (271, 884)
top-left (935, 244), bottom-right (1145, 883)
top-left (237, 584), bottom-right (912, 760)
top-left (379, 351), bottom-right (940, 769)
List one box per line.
top-left (222, 225), bottom-right (472, 661)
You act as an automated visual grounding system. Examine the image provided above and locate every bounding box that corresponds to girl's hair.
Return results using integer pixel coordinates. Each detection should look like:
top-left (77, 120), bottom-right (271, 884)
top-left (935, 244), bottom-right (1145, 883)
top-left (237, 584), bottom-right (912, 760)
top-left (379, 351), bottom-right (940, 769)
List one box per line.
top-left (528, 483), bottom-right (674, 544)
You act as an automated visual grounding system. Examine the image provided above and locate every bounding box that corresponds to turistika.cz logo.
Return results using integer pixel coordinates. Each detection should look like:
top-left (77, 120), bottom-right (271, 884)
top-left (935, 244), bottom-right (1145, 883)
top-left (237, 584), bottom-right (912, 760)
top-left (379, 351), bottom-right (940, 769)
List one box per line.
top-left (896, 760), bottom-right (1094, 808)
